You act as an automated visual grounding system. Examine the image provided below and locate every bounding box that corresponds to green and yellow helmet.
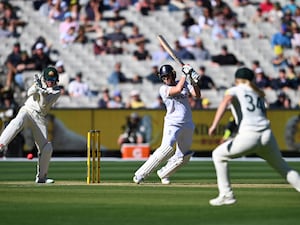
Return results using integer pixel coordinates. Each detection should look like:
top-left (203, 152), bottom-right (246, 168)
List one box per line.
top-left (42, 66), bottom-right (59, 82)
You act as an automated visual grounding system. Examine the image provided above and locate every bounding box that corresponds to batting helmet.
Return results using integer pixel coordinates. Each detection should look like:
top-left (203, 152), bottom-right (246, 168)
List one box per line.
top-left (159, 65), bottom-right (176, 80)
top-left (42, 66), bottom-right (59, 82)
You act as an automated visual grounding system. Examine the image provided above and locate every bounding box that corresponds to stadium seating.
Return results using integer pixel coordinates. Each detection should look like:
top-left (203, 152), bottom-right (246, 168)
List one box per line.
top-left (5, 0), bottom-right (300, 108)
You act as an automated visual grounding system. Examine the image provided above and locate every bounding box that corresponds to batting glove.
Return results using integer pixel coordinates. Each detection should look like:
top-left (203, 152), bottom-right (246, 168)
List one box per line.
top-left (182, 64), bottom-right (193, 76)
top-left (190, 70), bottom-right (200, 83)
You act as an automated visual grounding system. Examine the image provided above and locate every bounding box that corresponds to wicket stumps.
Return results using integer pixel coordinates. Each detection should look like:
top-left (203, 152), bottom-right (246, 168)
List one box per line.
top-left (87, 130), bottom-right (101, 184)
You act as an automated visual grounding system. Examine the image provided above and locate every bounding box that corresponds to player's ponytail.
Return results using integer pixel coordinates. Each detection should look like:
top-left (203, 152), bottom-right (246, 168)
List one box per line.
top-left (235, 79), bottom-right (265, 98)
top-left (234, 67), bottom-right (265, 98)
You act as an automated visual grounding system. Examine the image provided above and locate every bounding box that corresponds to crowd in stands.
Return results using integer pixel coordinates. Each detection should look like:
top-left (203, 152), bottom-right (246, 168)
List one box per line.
top-left (0, 0), bottom-right (300, 110)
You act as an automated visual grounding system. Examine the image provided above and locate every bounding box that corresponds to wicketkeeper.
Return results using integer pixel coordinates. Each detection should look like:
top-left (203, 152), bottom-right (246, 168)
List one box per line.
top-left (0, 66), bottom-right (61, 183)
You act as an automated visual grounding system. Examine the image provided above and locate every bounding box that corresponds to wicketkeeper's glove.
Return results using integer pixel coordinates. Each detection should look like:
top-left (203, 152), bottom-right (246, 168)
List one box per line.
top-left (34, 74), bottom-right (43, 88)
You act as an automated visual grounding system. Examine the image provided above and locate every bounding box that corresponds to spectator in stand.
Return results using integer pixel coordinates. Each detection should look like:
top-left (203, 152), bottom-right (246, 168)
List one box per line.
top-left (251, 60), bottom-right (261, 72)
top-left (251, 7), bottom-right (267, 24)
top-left (270, 68), bottom-right (295, 91)
top-left (74, 25), bottom-right (89, 44)
top-left (190, 6), bottom-right (214, 34)
top-left (189, 0), bottom-right (210, 21)
top-left (271, 45), bottom-right (289, 71)
top-left (14, 50), bottom-right (36, 90)
top-left (269, 92), bottom-right (289, 109)
top-left (292, 6), bottom-right (300, 25)
top-left (2, 2), bottom-right (27, 37)
top-left (0, 0), bottom-right (5, 15)
top-left (31, 36), bottom-right (52, 56)
top-left (93, 35), bottom-right (108, 55)
top-left (151, 44), bottom-right (169, 65)
top-left (221, 5), bottom-right (238, 28)
top-left (286, 64), bottom-right (297, 80)
top-left (253, 68), bottom-right (271, 89)
top-left (60, 25), bottom-right (77, 47)
top-left (181, 10), bottom-right (196, 30)
top-left (201, 97), bottom-right (211, 109)
top-left (211, 0), bottom-right (229, 15)
top-left (233, 0), bottom-right (251, 7)
top-left (210, 45), bottom-right (240, 66)
top-left (107, 90), bottom-right (125, 108)
top-left (98, 88), bottom-right (110, 108)
top-left (271, 24), bottom-right (292, 49)
top-left (0, 17), bottom-right (12, 38)
top-left (146, 65), bottom-right (161, 84)
top-left (151, 95), bottom-right (165, 109)
top-left (105, 24), bottom-right (128, 49)
top-left (191, 37), bottom-right (211, 61)
top-left (135, 0), bottom-right (156, 16)
top-left (227, 23), bottom-right (243, 40)
top-left (55, 60), bottom-right (70, 93)
top-left (289, 45), bottom-right (300, 66)
top-left (68, 71), bottom-right (91, 97)
top-left (172, 40), bottom-right (195, 60)
top-left (106, 38), bottom-right (124, 54)
top-left (178, 28), bottom-right (196, 53)
top-left (4, 42), bottom-right (22, 89)
top-left (290, 26), bottom-right (300, 49)
top-left (286, 64), bottom-right (299, 90)
top-left (283, 96), bottom-right (293, 109)
top-left (131, 73), bottom-right (143, 84)
top-left (211, 21), bottom-right (228, 41)
top-left (126, 90), bottom-right (146, 109)
top-left (197, 66), bottom-right (216, 90)
top-left (31, 42), bottom-right (56, 71)
top-left (79, 0), bottom-right (104, 34)
top-left (259, 0), bottom-right (274, 15)
top-left (267, 2), bottom-right (284, 25)
top-left (107, 8), bottom-right (127, 28)
top-left (80, 0), bottom-right (103, 24)
top-left (107, 62), bottom-right (130, 86)
top-left (38, 0), bottom-right (52, 17)
top-left (133, 41), bottom-right (151, 61)
top-left (282, 0), bottom-right (297, 16)
top-left (281, 11), bottom-right (298, 37)
top-left (59, 11), bottom-right (79, 37)
top-left (127, 25), bottom-right (146, 45)
top-left (48, 0), bottom-right (68, 23)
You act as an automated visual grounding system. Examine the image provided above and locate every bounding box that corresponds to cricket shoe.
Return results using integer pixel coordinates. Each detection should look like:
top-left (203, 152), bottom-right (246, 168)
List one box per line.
top-left (209, 193), bottom-right (236, 206)
top-left (133, 175), bottom-right (143, 184)
top-left (157, 170), bottom-right (171, 185)
top-left (160, 178), bottom-right (171, 185)
top-left (35, 177), bottom-right (55, 184)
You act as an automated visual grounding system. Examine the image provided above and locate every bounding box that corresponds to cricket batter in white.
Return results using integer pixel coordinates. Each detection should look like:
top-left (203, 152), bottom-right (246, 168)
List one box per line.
top-left (0, 66), bottom-right (61, 183)
top-left (133, 64), bottom-right (201, 184)
top-left (208, 67), bottom-right (300, 206)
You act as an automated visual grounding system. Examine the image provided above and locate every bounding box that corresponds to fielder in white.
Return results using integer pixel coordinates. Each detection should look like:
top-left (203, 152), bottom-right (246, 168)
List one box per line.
top-left (208, 67), bottom-right (300, 206)
top-left (0, 66), bottom-right (61, 183)
top-left (133, 64), bottom-right (201, 184)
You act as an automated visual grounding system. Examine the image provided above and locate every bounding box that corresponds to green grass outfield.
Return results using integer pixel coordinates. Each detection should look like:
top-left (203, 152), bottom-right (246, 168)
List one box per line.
top-left (0, 158), bottom-right (300, 225)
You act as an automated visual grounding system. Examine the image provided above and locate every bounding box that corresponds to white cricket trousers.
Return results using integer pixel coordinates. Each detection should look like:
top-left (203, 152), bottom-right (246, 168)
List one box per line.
top-left (0, 107), bottom-right (53, 180)
top-left (212, 128), bottom-right (294, 195)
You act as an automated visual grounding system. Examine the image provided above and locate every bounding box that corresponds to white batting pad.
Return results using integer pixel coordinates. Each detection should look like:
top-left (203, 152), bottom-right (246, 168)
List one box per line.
top-left (157, 151), bottom-right (194, 179)
top-left (135, 145), bottom-right (174, 179)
